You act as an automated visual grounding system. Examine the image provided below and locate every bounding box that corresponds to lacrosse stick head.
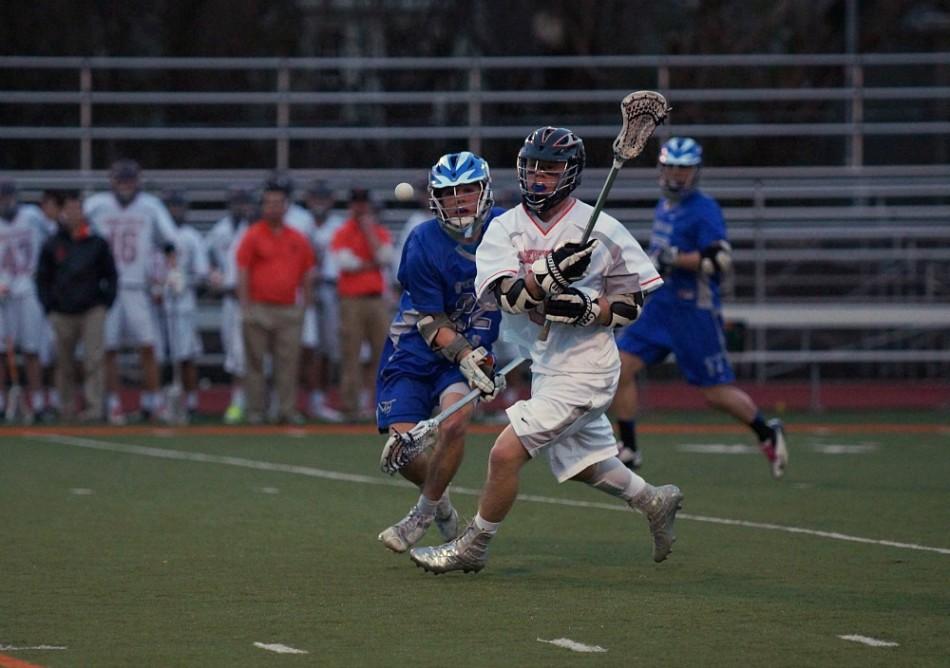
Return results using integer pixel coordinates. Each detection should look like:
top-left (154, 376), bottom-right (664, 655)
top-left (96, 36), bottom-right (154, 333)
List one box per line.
top-left (612, 91), bottom-right (671, 165)
top-left (379, 419), bottom-right (439, 475)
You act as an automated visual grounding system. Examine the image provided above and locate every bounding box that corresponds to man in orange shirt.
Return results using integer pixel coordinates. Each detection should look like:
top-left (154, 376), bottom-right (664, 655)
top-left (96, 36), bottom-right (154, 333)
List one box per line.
top-left (330, 188), bottom-right (394, 421)
top-left (237, 179), bottom-right (316, 424)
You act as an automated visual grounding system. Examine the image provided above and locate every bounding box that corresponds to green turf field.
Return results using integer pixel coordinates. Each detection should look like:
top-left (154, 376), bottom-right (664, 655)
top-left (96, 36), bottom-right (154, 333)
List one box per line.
top-left (2, 413), bottom-right (948, 667)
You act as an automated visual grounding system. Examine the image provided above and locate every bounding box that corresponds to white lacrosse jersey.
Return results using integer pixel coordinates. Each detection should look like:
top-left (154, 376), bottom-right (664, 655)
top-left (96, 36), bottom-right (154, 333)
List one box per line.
top-left (164, 225), bottom-right (210, 312)
top-left (84, 191), bottom-right (179, 290)
top-left (206, 215), bottom-right (248, 290)
top-left (285, 203), bottom-right (317, 245)
top-left (475, 199), bottom-right (662, 377)
top-left (0, 204), bottom-right (51, 297)
top-left (312, 212), bottom-right (345, 281)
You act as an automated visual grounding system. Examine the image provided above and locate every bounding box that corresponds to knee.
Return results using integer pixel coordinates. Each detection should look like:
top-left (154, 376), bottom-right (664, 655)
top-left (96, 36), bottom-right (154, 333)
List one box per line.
top-left (488, 438), bottom-right (525, 473)
top-left (439, 405), bottom-right (473, 443)
top-left (619, 353), bottom-right (643, 386)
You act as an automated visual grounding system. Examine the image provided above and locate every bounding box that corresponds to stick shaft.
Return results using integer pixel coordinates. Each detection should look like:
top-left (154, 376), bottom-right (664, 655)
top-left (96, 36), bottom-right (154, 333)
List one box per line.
top-left (538, 160), bottom-right (623, 341)
top-left (420, 356), bottom-right (526, 431)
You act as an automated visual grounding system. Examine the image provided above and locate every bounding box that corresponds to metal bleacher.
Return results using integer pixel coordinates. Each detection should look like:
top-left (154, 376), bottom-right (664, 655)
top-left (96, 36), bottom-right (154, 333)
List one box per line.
top-left (2, 54), bottom-right (948, 394)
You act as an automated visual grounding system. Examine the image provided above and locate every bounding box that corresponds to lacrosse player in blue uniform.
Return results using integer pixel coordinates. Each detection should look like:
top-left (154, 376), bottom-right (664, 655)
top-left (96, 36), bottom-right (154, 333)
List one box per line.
top-left (614, 137), bottom-right (788, 478)
top-left (376, 152), bottom-right (507, 554)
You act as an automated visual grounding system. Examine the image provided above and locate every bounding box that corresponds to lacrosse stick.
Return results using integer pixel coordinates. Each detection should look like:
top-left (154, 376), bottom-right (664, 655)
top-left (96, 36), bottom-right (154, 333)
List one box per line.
top-left (379, 355), bottom-right (527, 475)
top-left (539, 90), bottom-right (671, 341)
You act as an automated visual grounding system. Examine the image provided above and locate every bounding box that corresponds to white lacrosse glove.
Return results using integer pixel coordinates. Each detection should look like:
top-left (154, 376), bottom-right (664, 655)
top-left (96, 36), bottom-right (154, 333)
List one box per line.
top-left (530, 239), bottom-right (598, 296)
top-left (458, 346), bottom-right (502, 398)
top-left (700, 240), bottom-right (733, 275)
top-left (544, 288), bottom-right (601, 326)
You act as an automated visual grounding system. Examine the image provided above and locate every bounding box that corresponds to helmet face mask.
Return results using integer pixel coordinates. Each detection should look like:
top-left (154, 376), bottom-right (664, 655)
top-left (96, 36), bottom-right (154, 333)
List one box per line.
top-left (517, 126), bottom-right (585, 214)
top-left (428, 151), bottom-right (494, 241)
top-left (658, 137), bottom-right (702, 201)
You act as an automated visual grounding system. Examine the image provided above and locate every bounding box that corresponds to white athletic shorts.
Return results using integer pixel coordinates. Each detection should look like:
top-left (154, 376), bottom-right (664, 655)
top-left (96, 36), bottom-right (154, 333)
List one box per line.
top-left (221, 296), bottom-right (245, 377)
top-left (105, 288), bottom-right (158, 349)
top-left (163, 307), bottom-right (203, 362)
top-left (301, 304), bottom-right (319, 349)
top-left (0, 294), bottom-right (46, 353)
top-left (507, 369), bottom-right (619, 483)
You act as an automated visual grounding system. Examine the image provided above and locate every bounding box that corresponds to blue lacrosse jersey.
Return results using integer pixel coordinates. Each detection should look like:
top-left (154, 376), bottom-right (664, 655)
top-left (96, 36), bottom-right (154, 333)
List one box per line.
top-left (616, 190), bottom-right (734, 387)
top-left (648, 190), bottom-right (727, 310)
top-left (376, 208), bottom-right (504, 430)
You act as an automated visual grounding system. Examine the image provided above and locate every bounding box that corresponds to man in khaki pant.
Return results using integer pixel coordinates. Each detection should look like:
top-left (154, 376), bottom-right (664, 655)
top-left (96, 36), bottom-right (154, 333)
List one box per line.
top-left (236, 178), bottom-right (315, 424)
top-left (35, 191), bottom-right (117, 420)
top-left (330, 189), bottom-right (394, 421)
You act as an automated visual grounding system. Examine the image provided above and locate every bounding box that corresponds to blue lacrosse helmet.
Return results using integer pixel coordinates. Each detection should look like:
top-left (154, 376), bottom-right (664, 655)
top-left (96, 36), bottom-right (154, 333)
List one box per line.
top-left (658, 137), bottom-right (702, 200)
top-left (517, 126), bottom-right (586, 214)
top-left (428, 151), bottom-right (494, 241)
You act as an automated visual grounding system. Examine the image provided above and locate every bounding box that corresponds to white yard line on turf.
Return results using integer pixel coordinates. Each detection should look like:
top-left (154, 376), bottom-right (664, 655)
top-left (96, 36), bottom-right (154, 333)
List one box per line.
top-left (0, 645), bottom-right (67, 651)
top-left (253, 642), bottom-right (308, 654)
top-left (537, 637), bottom-right (607, 653)
top-left (838, 634), bottom-right (899, 647)
top-left (32, 433), bottom-right (950, 557)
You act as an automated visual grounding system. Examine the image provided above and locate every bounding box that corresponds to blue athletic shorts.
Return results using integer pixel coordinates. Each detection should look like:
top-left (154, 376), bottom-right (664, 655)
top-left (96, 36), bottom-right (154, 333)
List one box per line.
top-left (616, 299), bottom-right (735, 387)
top-left (375, 342), bottom-right (468, 432)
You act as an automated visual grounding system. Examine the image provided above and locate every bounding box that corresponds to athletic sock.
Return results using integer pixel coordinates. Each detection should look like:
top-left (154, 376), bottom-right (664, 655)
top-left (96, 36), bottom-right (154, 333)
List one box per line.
top-left (749, 411), bottom-right (774, 442)
top-left (186, 391), bottom-right (198, 410)
top-left (108, 393), bottom-right (121, 412)
top-left (416, 493), bottom-right (438, 519)
top-left (473, 513), bottom-right (500, 535)
top-left (230, 387), bottom-right (245, 408)
top-left (617, 418), bottom-right (638, 450)
top-left (140, 392), bottom-right (154, 412)
top-left (435, 492), bottom-right (453, 518)
top-left (588, 457), bottom-right (646, 501)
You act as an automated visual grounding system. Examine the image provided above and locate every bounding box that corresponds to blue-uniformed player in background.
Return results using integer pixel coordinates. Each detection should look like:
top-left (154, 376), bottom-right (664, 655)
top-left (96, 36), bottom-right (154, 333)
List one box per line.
top-left (614, 137), bottom-right (789, 479)
top-left (376, 152), bottom-right (507, 553)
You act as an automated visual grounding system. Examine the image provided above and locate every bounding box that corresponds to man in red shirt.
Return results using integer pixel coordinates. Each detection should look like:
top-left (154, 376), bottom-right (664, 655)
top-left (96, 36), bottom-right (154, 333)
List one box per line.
top-left (237, 179), bottom-right (315, 423)
top-left (330, 188), bottom-right (394, 420)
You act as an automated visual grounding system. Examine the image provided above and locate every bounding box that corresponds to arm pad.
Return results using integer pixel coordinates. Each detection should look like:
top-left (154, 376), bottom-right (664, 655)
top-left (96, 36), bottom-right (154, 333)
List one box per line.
top-left (700, 240), bottom-right (733, 275)
top-left (417, 313), bottom-right (470, 362)
top-left (492, 276), bottom-right (539, 314)
top-left (603, 292), bottom-right (644, 328)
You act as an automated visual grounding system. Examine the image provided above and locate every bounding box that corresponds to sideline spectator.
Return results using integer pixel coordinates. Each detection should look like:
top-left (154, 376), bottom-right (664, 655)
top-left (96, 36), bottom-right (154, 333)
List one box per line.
top-left (236, 180), bottom-right (315, 424)
top-left (206, 184), bottom-right (255, 423)
top-left (329, 188), bottom-right (393, 421)
top-left (303, 180), bottom-right (345, 421)
top-left (84, 159), bottom-right (179, 424)
top-left (0, 177), bottom-right (54, 422)
top-left (35, 190), bottom-right (117, 421)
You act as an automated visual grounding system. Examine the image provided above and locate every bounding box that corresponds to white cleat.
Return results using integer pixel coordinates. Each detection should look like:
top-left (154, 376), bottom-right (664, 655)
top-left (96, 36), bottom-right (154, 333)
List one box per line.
top-left (378, 505), bottom-right (432, 553)
top-left (636, 484), bottom-right (684, 563)
top-left (409, 522), bottom-right (492, 574)
top-left (759, 419), bottom-right (789, 479)
top-left (617, 441), bottom-right (643, 470)
top-left (434, 506), bottom-right (461, 541)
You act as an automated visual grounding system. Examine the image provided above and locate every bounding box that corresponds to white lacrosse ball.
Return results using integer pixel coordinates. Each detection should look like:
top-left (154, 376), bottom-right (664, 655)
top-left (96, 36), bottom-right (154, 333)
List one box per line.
top-left (394, 182), bottom-right (415, 201)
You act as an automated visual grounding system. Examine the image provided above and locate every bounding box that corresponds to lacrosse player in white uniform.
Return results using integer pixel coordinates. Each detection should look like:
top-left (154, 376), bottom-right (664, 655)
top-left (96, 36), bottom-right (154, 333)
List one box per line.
top-left (207, 185), bottom-right (255, 423)
top-left (303, 181), bottom-right (345, 421)
top-left (410, 127), bottom-right (683, 574)
top-left (84, 159), bottom-right (179, 424)
top-left (0, 178), bottom-right (53, 422)
top-left (162, 191), bottom-right (209, 421)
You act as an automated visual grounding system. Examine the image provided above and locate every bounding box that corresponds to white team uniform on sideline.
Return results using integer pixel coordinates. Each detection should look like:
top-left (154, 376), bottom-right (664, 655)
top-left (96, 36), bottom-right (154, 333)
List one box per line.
top-left (162, 226), bottom-right (209, 362)
top-left (0, 204), bottom-right (51, 353)
top-left (206, 215), bottom-right (248, 376)
top-left (285, 203), bottom-right (320, 348)
top-left (84, 191), bottom-right (179, 349)
top-left (311, 211), bottom-right (344, 362)
top-left (475, 199), bottom-right (662, 482)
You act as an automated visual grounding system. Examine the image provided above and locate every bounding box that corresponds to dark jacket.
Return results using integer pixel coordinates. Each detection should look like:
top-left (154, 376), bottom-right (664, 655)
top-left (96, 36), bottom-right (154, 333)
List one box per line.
top-left (36, 225), bottom-right (118, 314)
